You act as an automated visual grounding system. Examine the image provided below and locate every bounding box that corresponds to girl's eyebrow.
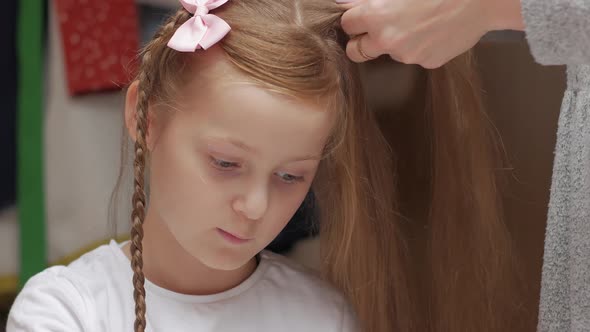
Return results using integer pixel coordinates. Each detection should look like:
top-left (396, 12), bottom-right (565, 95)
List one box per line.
top-left (205, 136), bottom-right (256, 153)
top-left (206, 135), bottom-right (322, 161)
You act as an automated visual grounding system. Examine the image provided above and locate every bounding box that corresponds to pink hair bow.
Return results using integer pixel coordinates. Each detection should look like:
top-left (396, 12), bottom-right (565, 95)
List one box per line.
top-left (167, 0), bottom-right (231, 52)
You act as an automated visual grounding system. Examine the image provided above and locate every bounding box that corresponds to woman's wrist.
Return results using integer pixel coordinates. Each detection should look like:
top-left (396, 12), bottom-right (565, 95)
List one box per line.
top-left (484, 0), bottom-right (525, 32)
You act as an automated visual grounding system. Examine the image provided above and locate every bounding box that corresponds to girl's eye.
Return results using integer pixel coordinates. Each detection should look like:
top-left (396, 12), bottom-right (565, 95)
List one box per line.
top-left (276, 172), bottom-right (304, 184)
top-left (210, 157), bottom-right (240, 170)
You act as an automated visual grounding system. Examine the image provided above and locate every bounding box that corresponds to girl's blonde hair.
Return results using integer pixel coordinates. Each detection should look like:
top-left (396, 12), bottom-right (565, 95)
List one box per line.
top-left (123, 0), bottom-right (525, 331)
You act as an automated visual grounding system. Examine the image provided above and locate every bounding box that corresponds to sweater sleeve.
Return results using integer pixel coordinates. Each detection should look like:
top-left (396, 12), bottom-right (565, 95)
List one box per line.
top-left (521, 0), bottom-right (590, 65)
top-left (6, 267), bottom-right (90, 332)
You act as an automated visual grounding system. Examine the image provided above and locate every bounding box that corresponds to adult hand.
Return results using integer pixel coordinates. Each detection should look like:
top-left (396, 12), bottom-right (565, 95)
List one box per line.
top-left (338, 0), bottom-right (524, 68)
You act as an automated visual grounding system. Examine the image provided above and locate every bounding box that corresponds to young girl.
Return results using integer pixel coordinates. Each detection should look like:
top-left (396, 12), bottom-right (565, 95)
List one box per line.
top-left (9, 0), bottom-right (523, 331)
top-left (9, 0), bottom-right (362, 330)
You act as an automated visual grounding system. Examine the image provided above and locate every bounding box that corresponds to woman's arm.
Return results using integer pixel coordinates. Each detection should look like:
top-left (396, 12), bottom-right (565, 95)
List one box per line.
top-left (339, 0), bottom-right (590, 67)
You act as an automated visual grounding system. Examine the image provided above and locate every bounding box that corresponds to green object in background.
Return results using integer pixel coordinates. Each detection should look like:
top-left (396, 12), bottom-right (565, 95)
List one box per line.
top-left (17, 0), bottom-right (46, 286)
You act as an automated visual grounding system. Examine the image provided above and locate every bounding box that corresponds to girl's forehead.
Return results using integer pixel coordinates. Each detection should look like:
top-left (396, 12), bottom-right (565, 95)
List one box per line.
top-left (167, 77), bottom-right (335, 164)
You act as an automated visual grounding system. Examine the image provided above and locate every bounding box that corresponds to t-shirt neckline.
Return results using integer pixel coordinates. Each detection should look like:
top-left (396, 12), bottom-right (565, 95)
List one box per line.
top-left (109, 240), bottom-right (270, 304)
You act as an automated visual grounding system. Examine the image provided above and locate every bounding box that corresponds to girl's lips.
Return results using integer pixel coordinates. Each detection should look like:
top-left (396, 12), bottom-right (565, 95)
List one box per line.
top-left (216, 228), bottom-right (253, 245)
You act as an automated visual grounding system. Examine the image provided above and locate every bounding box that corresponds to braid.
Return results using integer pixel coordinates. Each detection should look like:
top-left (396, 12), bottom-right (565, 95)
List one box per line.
top-left (129, 9), bottom-right (191, 332)
top-left (129, 46), bottom-right (152, 332)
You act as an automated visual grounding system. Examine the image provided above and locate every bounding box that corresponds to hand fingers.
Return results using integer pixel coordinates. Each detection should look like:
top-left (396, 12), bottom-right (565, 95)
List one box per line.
top-left (346, 33), bottom-right (381, 63)
top-left (340, 4), bottom-right (368, 36)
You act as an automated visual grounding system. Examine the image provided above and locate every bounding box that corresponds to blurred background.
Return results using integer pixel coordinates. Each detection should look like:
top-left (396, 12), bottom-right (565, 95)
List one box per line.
top-left (1, 1), bottom-right (565, 330)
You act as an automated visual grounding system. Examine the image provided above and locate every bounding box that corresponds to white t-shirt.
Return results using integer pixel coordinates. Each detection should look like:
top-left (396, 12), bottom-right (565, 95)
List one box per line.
top-left (7, 240), bottom-right (358, 332)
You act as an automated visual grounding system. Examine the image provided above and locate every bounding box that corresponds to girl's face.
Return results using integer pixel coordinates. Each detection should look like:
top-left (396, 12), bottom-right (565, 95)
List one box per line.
top-left (128, 53), bottom-right (335, 271)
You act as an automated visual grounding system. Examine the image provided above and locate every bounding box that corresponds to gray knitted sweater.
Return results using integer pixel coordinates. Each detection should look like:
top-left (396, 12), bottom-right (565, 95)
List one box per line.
top-left (520, 0), bottom-right (590, 331)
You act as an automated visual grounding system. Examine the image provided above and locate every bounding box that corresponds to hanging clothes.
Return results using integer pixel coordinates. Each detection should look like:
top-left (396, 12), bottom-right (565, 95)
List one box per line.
top-left (53, 0), bottom-right (139, 95)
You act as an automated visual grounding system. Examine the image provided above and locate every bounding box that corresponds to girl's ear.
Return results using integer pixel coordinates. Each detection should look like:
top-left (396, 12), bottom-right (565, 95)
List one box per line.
top-left (124, 81), bottom-right (157, 150)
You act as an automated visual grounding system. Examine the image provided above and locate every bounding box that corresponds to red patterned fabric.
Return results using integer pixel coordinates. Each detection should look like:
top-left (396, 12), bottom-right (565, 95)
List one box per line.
top-left (54, 0), bottom-right (140, 95)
